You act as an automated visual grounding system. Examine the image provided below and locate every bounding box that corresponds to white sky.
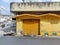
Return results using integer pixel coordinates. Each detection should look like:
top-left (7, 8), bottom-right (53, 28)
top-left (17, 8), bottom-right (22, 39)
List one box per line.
top-left (2, 0), bottom-right (60, 3)
top-left (1, 0), bottom-right (60, 15)
top-left (51, 0), bottom-right (60, 2)
top-left (2, 0), bottom-right (42, 2)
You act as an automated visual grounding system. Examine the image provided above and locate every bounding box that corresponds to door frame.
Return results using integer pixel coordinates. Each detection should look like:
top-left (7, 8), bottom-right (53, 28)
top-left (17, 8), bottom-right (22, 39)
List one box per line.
top-left (38, 19), bottom-right (40, 35)
top-left (23, 19), bottom-right (40, 35)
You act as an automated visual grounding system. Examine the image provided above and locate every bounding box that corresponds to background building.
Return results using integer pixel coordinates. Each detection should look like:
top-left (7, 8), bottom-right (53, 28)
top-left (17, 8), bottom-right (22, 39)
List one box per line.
top-left (0, 14), bottom-right (16, 35)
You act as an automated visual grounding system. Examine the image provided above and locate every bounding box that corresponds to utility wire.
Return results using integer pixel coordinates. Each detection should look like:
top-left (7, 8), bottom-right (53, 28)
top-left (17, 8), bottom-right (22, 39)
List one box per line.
top-left (0, 6), bottom-right (12, 15)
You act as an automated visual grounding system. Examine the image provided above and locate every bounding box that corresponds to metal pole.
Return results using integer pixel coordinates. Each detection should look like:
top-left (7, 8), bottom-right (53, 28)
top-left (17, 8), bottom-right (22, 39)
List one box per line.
top-left (30, 0), bottom-right (32, 5)
top-left (22, 0), bottom-right (25, 3)
top-left (0, 8), bottom-right (1, 15)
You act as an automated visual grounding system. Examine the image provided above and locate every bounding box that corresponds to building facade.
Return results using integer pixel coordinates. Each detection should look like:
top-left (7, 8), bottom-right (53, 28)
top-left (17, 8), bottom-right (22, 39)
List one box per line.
top-left (11, 2), bottom-right (60, 36)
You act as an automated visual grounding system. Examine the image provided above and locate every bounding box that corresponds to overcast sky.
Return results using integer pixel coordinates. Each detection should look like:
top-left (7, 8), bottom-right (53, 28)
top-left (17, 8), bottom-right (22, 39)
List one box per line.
top-left (0, 0), bottom-right (60, 15)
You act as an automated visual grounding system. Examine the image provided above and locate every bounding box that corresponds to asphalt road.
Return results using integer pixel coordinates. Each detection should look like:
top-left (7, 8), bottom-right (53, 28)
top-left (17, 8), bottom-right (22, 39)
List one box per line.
top-left (0, 36), bottom-right (60, 45)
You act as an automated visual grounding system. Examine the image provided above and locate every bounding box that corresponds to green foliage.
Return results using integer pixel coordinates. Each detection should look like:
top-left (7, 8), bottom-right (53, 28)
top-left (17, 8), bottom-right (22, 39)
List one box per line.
top-left (44, 32), bottom-right (48, 36)
top-left (52, 32), bottom-right (57, 36)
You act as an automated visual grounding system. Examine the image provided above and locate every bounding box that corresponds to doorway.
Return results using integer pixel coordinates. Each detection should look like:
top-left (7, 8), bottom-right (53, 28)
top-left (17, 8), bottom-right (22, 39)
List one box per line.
top-left (23, 19), bottom-right (40, 35)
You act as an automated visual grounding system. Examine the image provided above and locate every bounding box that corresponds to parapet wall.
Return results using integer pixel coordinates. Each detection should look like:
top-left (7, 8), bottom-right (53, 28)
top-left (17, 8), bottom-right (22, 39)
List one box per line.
top-left (10, 2), bottom-right (60, 12)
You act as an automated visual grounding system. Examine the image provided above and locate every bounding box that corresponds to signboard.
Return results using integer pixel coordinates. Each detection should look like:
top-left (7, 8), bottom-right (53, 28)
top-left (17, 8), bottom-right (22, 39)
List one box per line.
top-left (10, 2), bottom-right (60, 12)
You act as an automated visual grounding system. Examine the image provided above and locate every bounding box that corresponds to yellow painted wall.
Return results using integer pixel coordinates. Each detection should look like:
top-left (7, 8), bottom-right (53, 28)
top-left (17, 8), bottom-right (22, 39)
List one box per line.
top-left (40, 15), bottom-right (60, 36)
top-left (16, 14), bottom-right (60, 36)
top-left (16, 18), bottom-right (23, 34)
top-left (16, 18), bottom-right (39, 35)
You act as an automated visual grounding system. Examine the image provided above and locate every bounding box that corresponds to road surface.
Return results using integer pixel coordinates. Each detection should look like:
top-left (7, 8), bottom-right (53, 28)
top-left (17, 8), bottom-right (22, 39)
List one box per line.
top-left (0, 36), bottom-right (60, 45)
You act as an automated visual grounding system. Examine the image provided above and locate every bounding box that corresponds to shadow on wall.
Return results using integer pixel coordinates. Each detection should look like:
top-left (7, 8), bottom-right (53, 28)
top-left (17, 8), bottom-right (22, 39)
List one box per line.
top-left (41, 16), bottom-right (60, 24)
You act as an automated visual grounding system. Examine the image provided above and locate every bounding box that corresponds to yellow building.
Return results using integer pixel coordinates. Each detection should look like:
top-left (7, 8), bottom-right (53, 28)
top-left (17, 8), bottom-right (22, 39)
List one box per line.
top-left (11, 2), bottom-right (60, 36)
top-left (12, 13), bottom-right (60, 36)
